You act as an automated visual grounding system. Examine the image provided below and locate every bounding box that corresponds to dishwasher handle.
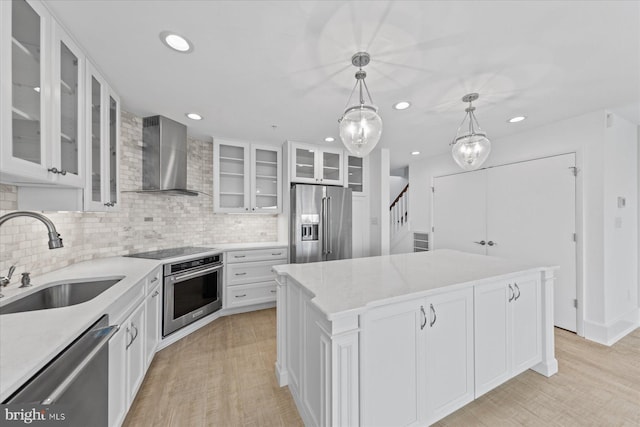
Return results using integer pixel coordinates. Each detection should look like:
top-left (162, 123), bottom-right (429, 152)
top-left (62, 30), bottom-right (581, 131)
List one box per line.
top-left (41, 324), bottom-right (119, 405)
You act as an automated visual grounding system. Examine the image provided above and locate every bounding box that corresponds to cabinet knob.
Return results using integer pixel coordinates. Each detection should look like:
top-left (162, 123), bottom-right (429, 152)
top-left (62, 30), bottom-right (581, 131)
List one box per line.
top-left (487, 241), bottom-right (496, 246)
top-left (474, 240), bottom-right (486, 246)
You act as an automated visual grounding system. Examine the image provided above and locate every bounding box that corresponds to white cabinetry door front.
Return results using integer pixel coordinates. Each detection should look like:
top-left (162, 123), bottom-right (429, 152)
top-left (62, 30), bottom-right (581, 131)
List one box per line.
top-left (108, 322), bottom-right (127, 427)
top-left (214, 140), bottom-right (250, 212)
top-left (424, 288), bottom-right (474, 424)
top-left (144, 282), bottom-right (161, 368)
top-left (320, 148), bottom-right (343, 185)
top-left (474, 280), bottom-right (510, 397)
top-left (361, 299), bottom-right (424, 427)
top-left (511, 276), bottom-right (542, 375)
top-left (251, 144), bottom-right (281, 213)
top-left (126, 303), bottom-right (146, 404)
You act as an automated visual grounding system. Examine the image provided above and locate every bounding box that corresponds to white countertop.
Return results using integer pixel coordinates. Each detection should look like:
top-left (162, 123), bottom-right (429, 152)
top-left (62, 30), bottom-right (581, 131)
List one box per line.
top-left (273, 249), bottom-right (554, 319)
top-left (0, 241), bottom-right (286, 402)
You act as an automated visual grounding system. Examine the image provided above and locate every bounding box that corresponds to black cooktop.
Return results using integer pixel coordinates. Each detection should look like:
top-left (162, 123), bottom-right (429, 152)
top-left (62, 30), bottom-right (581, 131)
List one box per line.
top-left (126, 246), bottom-right (217, 260)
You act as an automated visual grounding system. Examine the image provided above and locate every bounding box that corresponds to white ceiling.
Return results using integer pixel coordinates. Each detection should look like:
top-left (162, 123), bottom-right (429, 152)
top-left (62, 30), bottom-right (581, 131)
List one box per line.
top-left (46, 0), bottom-right (640, 169)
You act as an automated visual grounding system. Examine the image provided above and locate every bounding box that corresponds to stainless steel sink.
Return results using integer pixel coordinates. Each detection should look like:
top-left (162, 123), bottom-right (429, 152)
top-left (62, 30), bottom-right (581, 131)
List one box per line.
top-left (0, 278), bottom-right (123, 315)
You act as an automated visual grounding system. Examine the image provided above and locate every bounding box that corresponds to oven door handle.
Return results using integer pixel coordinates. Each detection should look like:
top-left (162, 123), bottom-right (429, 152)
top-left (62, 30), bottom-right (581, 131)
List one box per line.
top-left (171, 264), bottom-right (223, 283)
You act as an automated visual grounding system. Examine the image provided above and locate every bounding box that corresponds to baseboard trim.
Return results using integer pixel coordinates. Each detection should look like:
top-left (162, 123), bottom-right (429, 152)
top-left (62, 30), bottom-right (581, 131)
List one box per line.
top-left (584, 308), bottom-right (640, 346)
top-left (532, 359), bottom-right (559, 377)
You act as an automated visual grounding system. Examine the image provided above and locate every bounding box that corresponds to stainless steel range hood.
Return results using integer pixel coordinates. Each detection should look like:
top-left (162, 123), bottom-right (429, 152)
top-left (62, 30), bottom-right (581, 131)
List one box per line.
top-left (141, 115), bottom-right (197, 196)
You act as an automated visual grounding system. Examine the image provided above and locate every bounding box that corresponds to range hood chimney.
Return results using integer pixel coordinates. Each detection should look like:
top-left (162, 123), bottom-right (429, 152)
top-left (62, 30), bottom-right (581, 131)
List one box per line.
top-left (142, 115), bottom-right (197, 196)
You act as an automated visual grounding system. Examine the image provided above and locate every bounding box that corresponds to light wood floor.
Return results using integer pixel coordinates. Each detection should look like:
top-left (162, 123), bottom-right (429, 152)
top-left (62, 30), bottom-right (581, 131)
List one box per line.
top-left (124, 308), bottom-right (640, 427)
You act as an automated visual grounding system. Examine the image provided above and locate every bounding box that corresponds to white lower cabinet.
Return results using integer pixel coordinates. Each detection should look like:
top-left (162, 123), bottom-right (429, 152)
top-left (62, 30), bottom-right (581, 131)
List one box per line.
top-left (361, 288), bottom-right (474, 427)
top-left (224, 247), bottom-right (287, 309)
top-left (474, 275), bottom-right (541, 397)
top-left (144, 281), bottom-right (161, 368)
top-left (109, 303), bottom-right (145, 427)
top-left (109, 268), bottom-right (162, 427)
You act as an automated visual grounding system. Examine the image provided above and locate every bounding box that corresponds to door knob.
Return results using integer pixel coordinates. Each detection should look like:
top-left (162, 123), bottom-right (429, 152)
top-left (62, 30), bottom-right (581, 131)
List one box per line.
top-left (487, 241), bottom-right (496, 246)
top-left (474, 240), bottom-right (486, 246)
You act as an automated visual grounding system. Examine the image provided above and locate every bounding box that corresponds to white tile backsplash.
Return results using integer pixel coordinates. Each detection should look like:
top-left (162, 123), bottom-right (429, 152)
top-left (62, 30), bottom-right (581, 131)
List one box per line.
top-left (0, 111), bottom-right (279, 281)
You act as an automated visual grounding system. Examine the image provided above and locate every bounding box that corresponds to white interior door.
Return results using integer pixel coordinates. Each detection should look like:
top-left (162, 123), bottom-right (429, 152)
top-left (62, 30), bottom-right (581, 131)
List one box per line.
top-left (433, 170), bottom-right (487, 254)
top-left (486, 154), bottom-right (577, 331)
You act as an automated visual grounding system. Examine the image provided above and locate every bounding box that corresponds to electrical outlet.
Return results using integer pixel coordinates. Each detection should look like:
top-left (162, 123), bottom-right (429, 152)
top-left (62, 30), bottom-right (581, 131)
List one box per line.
top-left (614, 217), bottom-right (622, 229)
top-left (617, 197), bottom-right (626, 208)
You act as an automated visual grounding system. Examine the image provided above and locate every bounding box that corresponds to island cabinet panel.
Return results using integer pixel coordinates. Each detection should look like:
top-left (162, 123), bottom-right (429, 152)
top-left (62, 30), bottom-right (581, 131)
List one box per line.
top-left (360, 288), bottom-right (474, 427)
top-left (361, 299), bottom-right (424, 427)
top-left (424, 289), bottom-right (474, 424)
top-left (475, 274), bottom-right (541, 397)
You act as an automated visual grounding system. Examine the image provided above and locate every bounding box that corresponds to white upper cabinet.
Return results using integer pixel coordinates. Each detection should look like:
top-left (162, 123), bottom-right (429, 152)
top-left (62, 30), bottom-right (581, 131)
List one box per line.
top-left (346, 154), bottom-right (368, 196)
top-left (0, 0), bottom-right (87, 187)
top-left (214, 139), bottom-right (281, 213)
top-left (289, 141), bottom-right (343, 186)
top-left (84, 61), bottom-right (119, 211)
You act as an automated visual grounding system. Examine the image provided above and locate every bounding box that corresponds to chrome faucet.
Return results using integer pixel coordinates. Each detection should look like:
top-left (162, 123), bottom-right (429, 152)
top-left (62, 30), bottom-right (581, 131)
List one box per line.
top-left (0, 211), bottom-right (63, 249)
top-left (0, 265), bottom-right (16, 298)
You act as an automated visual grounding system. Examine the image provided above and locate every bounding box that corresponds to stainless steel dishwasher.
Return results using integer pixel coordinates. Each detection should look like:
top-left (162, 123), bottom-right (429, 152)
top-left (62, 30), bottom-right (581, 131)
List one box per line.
top-left (3, 315), bottom-right (118, 426)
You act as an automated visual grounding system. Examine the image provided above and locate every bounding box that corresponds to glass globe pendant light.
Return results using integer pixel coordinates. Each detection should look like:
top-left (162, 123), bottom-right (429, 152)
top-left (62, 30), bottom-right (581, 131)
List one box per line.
top-left (450, 93), bottom-right (491, 170)
top-left (338, 52), bottom-right (383, 157)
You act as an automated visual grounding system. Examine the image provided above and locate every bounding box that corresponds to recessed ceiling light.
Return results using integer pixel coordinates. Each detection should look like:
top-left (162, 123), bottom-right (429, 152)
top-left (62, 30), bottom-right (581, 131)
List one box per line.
top-left (411, 151), bottom-right (421, 155)
top-left (160, 31), bottom-right (193, 53)
top-left (33, 86), bottom-right (40, 93)
top-left (508, 116), bottom-right (526, 123)
top-left (393, 101), bottom-right (411, 110)
top-left (186, 113), bottom-right (202, 120)
top-left (324, 137), bottom-right (335, 142)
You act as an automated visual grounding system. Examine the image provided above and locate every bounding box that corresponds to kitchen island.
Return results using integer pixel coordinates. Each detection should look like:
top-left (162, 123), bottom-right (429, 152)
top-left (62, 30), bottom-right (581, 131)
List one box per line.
top-left (273, 249), bottom-right (558, 427)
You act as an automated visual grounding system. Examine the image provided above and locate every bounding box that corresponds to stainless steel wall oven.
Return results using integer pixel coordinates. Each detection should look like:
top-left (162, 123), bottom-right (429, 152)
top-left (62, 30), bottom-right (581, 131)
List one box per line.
top-left (163, 253), bottom-right (223, 336)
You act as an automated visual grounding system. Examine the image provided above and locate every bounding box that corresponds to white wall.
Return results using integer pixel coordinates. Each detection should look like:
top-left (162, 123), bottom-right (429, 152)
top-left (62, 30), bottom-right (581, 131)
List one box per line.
top-left (409, 110), bottom-right (639, 345)
top-left (369, 148), bottom-right (390, 256)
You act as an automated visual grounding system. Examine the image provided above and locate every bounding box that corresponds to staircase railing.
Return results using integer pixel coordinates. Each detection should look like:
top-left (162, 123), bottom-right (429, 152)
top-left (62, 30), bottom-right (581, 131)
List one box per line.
top-left (390, 184), bottom-right (409, 237)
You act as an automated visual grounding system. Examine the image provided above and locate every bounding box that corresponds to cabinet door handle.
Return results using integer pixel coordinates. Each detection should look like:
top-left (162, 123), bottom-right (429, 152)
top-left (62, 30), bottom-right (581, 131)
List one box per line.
top-left (420, 305), bottom-right (427, 330)
top-left (125, 326), bottom-right (133, 350)
top-left (270, 289), bottom-right (277, 293)
top-left (234, 255), bottom-right (246, 258)
top-left (235, 294), bottom-right (247, 298)
top-left (150, 276), bottom-right (158, 284)
top-left (235, 272), bottom-right (247, 276)
top-left (474, 240), bottom-right (486, 246)
top-left (429, 304), bottom-right (437, 327)
top-left (152, 290), bottom-right (159, 297)
top-left (508, 284), bottom-right (515, 302)
top-left (514, 283), bottom-right (521, 301)
top-left (131, 323), bottom-right (139, 344)
top-left (272, 252), bottom-right (282, 256)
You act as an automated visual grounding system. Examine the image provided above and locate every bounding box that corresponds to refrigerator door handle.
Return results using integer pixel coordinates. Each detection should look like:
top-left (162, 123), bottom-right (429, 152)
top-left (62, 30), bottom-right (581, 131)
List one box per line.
top-left (327, 196), bottom-right (332, 254)
top-left (321, 196), bottom-right (327, 255)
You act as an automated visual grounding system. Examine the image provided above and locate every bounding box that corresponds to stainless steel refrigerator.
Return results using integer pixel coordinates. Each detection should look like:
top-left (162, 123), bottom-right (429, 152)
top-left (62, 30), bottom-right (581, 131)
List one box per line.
top-left (290, 184), bottom-right (352, 263)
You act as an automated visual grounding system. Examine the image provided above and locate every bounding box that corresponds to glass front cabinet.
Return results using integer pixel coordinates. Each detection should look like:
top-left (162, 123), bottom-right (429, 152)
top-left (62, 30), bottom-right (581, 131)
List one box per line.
top-left (84, 61), bottom-right (119, 211)
top-left (213, 139), bottom-right (281, 213)
top-left (289, 141), bottom-right (343, 186)
top-left (0, 0), bottom-right (85, 187)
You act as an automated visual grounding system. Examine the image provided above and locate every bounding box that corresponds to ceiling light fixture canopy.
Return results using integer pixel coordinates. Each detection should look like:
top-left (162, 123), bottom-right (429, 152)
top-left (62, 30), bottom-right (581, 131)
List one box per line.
top-left (450, 93), bottom-right (491, 171)
top-left (338, 52), bottom-right (382, 158)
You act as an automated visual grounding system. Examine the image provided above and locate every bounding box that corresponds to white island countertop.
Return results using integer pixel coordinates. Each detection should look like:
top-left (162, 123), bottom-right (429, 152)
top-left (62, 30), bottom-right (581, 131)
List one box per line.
top-left (273, 249), bottom-right (555, 319)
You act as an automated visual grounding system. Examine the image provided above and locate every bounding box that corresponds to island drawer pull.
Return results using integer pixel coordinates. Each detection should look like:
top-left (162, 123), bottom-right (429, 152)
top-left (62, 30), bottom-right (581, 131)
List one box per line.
top-left (235, 294), bottom-right (247, 298)
top-left (420, 305), bottom-right (427, 330)
top-left (235, 272), bottom-right (247, 276)
top-left (508, 284), bottom-right (515, 302)
top-left (272, 252), bottom-right (282, 256)
top-left (150, 276), bottom-right (158, 283)
top-left (234, 255), bottom-right (246, 258)
top-left (429, 304), bottom-right (437, 327)
top-left (152, 290), bottom-right (159, 297)
top-left (270, 289), bottom-right (277, 293)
